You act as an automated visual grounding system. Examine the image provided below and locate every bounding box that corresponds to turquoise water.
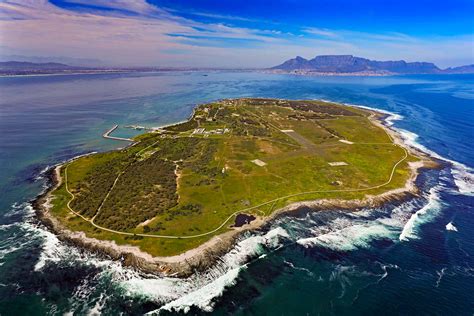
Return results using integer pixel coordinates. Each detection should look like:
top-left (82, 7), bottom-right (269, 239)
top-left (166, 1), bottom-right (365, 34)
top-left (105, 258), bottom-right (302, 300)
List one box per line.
top-left (0, 72), bottom-right (473, 314)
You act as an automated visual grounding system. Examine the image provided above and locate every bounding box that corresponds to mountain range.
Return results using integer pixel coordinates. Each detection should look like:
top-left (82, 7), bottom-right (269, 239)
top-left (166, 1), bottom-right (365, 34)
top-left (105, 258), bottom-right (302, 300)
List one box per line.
top-left (0, 61), bottom-right (83, 71)
top-left (271, 55), bottom-right (474, 74)
top-left (1, 57), bottom-right (473, 76)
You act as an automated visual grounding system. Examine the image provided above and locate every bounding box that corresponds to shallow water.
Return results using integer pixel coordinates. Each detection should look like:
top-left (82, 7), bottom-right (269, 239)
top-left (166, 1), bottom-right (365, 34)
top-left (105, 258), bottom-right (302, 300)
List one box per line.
top-left (0, 72), bottom-right (473, 315)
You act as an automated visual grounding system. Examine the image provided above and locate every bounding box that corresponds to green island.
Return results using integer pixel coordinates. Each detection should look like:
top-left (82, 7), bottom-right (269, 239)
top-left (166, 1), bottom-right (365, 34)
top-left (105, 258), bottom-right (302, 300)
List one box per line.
top-left (47, 98), bottom-right (421, 257)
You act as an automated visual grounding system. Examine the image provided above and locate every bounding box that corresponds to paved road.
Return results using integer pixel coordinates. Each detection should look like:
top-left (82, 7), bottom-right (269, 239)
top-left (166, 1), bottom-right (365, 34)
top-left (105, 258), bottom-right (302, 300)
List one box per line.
top-left (281, 130), bottom-right (317, 149)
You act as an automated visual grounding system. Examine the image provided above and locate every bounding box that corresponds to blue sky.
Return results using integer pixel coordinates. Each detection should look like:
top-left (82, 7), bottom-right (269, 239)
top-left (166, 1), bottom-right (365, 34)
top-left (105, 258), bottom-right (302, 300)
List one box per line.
top-left (1, 0), bottom-right (473, 67)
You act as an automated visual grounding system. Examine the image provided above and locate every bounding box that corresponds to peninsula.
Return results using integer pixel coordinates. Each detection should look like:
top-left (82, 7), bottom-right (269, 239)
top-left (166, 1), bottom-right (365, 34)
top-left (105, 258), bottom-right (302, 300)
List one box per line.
top-left (36, 98), bottom-right (434, 275)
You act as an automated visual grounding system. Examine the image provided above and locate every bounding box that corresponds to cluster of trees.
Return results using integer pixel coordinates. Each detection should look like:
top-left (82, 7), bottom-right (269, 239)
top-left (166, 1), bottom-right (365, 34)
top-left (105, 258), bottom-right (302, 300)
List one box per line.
top-left (211, 104), bottom-right (270, 137)
top-left (220, 114), bottom-right (269, 137)
top-left (94, 154), bottom-right (178, 230)
top-left (70, 154), bottom-right (133, 218)
top-left (287, 113), bottom-right (333, 120)
top-left (156, 137), bottom-right (203, 161)
top-left (182, 139), bottom-right (219, 176)
top-left (238, 98), bottom-right (279, 106)
top-left (70, 120), bottom-right (226, 232)
top-left (164, 118), bottom-right (198, 132)
top-left (285, 101), bottom-right (360, 116)
top-left (215, 107), bottom-right (232, 120)
top-left (74, 136), bottom-right (221, 231)
top-left (207, 106), bottom-right (218, 118)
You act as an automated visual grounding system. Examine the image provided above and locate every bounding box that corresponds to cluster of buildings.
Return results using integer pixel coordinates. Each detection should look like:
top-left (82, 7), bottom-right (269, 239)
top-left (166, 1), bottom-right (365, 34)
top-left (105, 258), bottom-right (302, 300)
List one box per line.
top-left (192, 127), bottom-right (230, 136)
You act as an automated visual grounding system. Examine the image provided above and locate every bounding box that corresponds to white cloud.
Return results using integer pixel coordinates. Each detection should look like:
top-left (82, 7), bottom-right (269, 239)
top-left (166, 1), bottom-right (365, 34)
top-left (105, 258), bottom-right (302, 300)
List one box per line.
top-left (60, 0), bottom-right (160, 14)
top-left (302, 27), bottom-right (338, 38)
top-left (0, 0), bottom-right (472, 68)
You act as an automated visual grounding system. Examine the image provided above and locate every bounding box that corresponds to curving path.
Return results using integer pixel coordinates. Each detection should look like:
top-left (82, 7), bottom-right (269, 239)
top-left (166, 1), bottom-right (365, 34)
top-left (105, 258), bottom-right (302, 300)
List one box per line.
top-left (63, 142), bottom-right (409, 239)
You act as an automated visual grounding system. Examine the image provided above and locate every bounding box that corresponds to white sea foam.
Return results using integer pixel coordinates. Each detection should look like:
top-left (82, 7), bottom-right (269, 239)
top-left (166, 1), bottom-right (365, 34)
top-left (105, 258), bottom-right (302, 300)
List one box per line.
top-left (446, 222), bottom-right (458, 232)
top-left (33, 226), bottom-right (62, 271)
top-left (0, 244), bottom-right (21, 262)
top-left (345, 103), bottom-right (404, 126)
top-left (450, 165), bottom-right (474, 196)
top-left (7, 196), bottom-right (286, 314)
top-left (297, 222), bottom-right (395, 251)
top-left (384, 113), bottom-right (404, 126)
top-left (335, 101), bottom-right (403, 123)
top-left (4, 202), bottom-right (35, 218)
top-left (156, 267), bottom-right (241, 314)
top-left (0, 204), bottom-right (38, 262)
top-left (342, 102), bottom-right (474, 196)
top-left (119, 227), bottom-right (290, 314)
top-left (34, 165), bottom-right (53, 182)
top-left (84, 293), bottom-right (108, 315)
top-left (376, 263), bottom-right (400, 284)
top-left (283, 260), bottom-right (314, 277)
top-left (399, 187), bottom-right (443, 241)
top-left (294, 192), bottom-right (439, 252)
top-left (435, 268), bottom-right (448, 288)
top-left (4, 203), bottom-right (107, 273)
top-left (397, 129), bottom-right (474, 196)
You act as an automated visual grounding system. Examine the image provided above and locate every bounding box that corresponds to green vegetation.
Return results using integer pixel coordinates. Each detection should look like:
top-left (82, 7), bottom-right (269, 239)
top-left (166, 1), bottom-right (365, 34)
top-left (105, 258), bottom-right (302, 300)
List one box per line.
top-left (49, 98), bottom-right (420, 256)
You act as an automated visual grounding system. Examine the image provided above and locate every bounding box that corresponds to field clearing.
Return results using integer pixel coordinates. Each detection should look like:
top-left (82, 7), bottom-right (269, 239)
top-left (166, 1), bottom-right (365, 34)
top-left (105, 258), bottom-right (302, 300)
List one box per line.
top-left (49, 98), bottom-right (420, 256)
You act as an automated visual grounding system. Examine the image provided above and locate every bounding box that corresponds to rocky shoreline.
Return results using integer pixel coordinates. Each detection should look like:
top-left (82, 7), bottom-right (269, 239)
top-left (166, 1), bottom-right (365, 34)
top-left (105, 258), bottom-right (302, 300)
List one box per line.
top-left (33, 104), bottom-right (441, 278)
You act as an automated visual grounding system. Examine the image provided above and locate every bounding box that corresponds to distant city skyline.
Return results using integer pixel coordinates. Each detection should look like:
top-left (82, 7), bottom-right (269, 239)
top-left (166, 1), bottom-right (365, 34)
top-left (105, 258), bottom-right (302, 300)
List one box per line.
top-left (1, 0), bottom-right (473, 68)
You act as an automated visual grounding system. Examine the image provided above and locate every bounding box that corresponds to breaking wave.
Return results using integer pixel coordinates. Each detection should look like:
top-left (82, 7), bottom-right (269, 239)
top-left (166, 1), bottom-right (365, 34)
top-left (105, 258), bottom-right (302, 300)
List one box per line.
top-left (140, 227), bottom-right (289, 314)
top-left (294, 182), bottom-right (445, 252)
top-left (399, 187), bottom-right (443, 241)
top-left (446, 222), bottom-right (458, 232)
top-left (2, 173), bottom-right (294, 313)
top-left (397, 129), bottom-right (474, 196)
top-left (23, 204), bottom-right (290, 314)
top-left (20, 224), bottom-right (289, 314)
top-left (297, 219), bottom-right (397, 251)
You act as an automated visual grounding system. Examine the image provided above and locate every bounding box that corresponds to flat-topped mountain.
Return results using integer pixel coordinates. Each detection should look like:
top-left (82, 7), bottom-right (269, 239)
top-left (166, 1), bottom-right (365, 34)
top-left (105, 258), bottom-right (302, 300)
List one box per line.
top-left (272, 55), bottom-right (473, 74)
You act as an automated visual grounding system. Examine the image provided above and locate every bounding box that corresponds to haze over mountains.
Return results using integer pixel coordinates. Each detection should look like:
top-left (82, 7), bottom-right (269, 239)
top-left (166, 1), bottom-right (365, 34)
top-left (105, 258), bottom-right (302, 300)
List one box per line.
top-left (1, 55), bottom-right (473, 76)
top-left (271, 55), bottom-right (474, 74)
top-left (0, 61), bottom-right (82, 71)
top-left (0, 61), bottom-right (190, 75)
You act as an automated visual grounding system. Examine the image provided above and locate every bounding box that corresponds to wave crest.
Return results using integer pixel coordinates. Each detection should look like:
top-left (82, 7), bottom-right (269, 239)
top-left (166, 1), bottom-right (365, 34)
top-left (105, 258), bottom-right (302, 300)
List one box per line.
top-left (399, 187), bottom-right (443, 241)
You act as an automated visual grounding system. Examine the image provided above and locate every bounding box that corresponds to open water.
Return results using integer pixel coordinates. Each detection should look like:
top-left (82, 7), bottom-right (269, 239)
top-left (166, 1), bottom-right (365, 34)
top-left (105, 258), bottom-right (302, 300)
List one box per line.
top-left (0, 72), bottom-right (472, 315)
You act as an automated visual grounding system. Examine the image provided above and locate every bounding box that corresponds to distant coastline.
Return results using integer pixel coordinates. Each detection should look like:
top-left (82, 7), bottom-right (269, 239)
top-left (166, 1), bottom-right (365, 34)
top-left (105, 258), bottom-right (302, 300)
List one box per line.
top-left (2, 55), bottom-right (473, 77)
top-left (4, 68), bottom-right (474, 79)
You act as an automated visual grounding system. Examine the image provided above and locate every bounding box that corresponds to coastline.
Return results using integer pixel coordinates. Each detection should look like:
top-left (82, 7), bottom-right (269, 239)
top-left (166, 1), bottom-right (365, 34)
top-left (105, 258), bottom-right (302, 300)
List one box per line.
top-left (33, 101), bottom-right (440, 278)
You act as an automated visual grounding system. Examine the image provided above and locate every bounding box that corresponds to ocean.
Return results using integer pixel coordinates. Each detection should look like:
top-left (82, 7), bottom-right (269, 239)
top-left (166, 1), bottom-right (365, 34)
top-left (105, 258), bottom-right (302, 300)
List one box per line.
top-left (0, 72), bottom-right (473, 315)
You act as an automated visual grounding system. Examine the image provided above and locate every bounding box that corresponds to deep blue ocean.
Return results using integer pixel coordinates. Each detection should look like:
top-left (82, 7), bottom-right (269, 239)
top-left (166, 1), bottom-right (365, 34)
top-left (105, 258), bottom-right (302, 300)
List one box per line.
top-left (0, 72), bottom-right (473, 315)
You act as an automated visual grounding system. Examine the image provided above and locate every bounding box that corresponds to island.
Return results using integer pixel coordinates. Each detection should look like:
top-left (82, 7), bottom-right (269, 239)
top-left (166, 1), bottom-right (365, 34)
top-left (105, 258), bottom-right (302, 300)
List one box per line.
top-left (35, 98), bottom-right (435, 276)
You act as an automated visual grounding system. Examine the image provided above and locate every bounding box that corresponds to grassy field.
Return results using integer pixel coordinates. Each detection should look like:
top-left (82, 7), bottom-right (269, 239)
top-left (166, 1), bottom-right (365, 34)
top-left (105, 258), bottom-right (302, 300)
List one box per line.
top-left (49, 98), bottom-right (419, 256)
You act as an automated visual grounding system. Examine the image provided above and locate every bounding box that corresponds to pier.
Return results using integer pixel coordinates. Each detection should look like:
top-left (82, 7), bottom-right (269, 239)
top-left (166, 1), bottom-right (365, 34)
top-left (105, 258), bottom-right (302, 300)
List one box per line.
top-left (102, 125), bottom-right (134, 142)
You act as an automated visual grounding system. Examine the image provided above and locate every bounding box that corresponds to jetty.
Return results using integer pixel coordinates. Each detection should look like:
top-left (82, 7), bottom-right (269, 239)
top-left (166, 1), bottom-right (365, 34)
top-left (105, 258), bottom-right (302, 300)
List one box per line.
top-left (102, 125), bottom-right (133, 142)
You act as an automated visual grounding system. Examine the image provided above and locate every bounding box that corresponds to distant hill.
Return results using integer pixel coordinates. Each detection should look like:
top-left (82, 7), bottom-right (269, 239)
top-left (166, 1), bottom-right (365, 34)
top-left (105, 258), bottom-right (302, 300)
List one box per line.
top-left (271, 55), bottom-right (473, 74)
top-left (0, 55), bottom-right (104, 67)
top-left (444, 64), bottom-right (474, 74)
top-left (0, 61), bottom-right (83, 71)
